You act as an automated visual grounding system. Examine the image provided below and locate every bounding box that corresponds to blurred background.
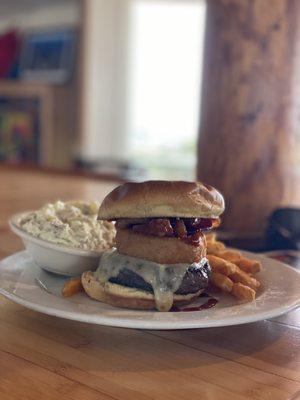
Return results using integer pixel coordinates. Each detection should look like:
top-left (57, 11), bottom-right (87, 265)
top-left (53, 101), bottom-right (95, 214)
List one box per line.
top-left (0, 0), bottom-right (204, 180)
top-left (0, 0), bottom-right (299, 247)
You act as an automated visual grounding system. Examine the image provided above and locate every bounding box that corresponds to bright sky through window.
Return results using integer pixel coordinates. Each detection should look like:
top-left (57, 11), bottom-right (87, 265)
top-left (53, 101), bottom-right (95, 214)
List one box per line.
top-left (128, 0), bottom-right (205, 179)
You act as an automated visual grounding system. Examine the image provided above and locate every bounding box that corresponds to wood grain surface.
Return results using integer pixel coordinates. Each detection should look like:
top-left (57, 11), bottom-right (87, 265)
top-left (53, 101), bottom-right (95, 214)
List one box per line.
top-left (198, 0), bottom-right (300, 233)
top-left (0, 167), bottom-right (299, 400)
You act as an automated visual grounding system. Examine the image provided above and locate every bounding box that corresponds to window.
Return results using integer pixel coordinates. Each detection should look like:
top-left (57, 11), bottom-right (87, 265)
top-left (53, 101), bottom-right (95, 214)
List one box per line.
top-left (79, 0), bottom-right (206, 180)
top-left (128, 0), bottom-right (205, 180)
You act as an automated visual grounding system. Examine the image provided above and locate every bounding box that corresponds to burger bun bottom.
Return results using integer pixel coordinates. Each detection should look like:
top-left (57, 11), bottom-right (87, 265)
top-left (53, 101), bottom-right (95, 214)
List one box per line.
top-left (82, 271), bottom-right (203, 311)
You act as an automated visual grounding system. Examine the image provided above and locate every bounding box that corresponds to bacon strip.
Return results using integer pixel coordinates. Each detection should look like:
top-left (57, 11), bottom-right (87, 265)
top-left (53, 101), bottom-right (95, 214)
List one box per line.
top-left (132, 218), bottom-right (174, 237)
top-left (127, 217), bottom-right (218, 246)
top-left (172, 219), bottom-right (187, 239)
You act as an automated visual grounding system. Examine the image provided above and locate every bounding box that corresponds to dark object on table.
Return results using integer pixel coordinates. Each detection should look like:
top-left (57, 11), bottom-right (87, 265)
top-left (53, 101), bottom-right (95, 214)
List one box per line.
top-left (265, 208), bottom-right (300, 250)
top-left (218, 208), bottom-right (300, 252)
top-left (19, 30), bottom-right (76, 84)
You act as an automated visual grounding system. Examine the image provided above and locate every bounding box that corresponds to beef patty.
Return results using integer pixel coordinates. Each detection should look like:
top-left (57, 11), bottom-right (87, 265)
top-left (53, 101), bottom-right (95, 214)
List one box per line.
top-left (109, 261), bottom-right (211, 295)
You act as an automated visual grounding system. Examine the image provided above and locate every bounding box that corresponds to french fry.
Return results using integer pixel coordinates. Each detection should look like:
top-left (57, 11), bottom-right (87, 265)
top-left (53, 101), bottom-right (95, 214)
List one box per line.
top-left (62, 277), bottom-right (83, 297)
top-left (229, 268), bottom-right (261, 291)
top-left (205, 232), bottom-right (216, 243)
top-left (207, 254), bottom-right (237, 275)
top-left (216, 249), bottom-right (242, 263)
top-left (206, 234), bottom-right (261, 302)
top-left (207, 241), bottom-right (226, 254)
top-left (236, 258), bottom-right (262, 274)
top-left (210, 272), bottom-right (233, 293)
top-left (231, 282), bottom-right (256, 301)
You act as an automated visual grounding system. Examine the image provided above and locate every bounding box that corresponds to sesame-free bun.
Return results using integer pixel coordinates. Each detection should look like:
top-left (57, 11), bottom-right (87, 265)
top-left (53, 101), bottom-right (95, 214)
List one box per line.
top-left (81, 271), bottom-right (203, 311)
top-left (98, 180), bottom-right (224, 220)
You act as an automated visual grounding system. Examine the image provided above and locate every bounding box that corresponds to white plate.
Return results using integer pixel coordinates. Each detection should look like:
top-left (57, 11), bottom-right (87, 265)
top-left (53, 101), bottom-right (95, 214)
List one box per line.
top-left (0, 250), bottom-right (299, 330)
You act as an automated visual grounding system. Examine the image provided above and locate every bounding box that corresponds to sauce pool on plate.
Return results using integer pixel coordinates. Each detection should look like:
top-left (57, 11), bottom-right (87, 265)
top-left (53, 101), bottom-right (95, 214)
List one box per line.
top-left (171, 294), bottom-right (218, 312)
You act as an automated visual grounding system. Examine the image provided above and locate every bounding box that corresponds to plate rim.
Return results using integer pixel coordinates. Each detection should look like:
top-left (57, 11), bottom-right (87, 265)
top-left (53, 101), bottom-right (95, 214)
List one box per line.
top-left (0, 250), bottom-right (299, 330)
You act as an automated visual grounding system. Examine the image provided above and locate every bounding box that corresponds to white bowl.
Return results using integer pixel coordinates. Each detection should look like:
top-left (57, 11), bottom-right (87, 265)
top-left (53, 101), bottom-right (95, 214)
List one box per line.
top-left (9, 213), bottom-right (103, 276)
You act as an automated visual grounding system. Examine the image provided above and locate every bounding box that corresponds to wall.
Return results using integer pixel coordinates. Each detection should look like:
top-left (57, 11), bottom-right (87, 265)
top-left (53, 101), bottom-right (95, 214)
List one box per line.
top-left (78, 0), bottom-right (130, 162)
top-left (0, 0), bottom-right (80, 33)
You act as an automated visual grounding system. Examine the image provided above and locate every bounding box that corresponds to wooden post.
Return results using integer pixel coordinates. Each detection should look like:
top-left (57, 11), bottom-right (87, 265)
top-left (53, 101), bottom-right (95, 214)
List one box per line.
top-left (198, 0), bottom-right (300, 233)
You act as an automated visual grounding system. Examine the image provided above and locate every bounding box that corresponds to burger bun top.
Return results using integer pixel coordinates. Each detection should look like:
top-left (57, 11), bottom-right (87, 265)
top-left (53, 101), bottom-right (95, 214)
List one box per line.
top-left (98, 180), bottom-right (224, 220)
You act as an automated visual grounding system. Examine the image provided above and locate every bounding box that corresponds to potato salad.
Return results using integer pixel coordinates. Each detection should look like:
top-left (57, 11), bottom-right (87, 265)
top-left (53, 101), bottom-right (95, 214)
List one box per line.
top-left (18, 201), bottom-right (115, 251)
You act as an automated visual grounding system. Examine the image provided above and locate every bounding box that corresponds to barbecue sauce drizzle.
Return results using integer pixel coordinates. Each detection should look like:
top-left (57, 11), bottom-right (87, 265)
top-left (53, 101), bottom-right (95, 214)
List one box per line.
top-left (171, 293), bottom-right (218, 312)
top-left (125, 217), bottom-right (219, 247)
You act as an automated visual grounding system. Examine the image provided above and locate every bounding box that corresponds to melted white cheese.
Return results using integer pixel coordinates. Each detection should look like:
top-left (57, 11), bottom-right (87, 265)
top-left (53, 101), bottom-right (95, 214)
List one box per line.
top-left (94, 249), bottom-right (207, 311)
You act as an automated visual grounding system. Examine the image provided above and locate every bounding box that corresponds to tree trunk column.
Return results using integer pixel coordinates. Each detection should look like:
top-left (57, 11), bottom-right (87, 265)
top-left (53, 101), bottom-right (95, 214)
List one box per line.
top-left (197, 0), bottom-right (300, 233)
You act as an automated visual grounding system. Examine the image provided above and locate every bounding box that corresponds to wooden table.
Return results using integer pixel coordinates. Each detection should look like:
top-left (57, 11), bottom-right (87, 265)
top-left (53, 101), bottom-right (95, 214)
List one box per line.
top-left (0, 167), bottom-right (299, 400)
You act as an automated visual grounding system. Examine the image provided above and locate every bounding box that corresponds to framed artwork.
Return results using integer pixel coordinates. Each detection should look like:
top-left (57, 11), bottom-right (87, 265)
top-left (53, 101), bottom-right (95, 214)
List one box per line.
top-left (19, 30), bottom-right (76, 84)
top-left (0, 97), bottom-right (40, 163)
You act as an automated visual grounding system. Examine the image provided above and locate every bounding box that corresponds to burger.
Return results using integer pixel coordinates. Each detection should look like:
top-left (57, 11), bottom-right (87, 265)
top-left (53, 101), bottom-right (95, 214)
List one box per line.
top-left (82, 181), bottom-right (225, 311)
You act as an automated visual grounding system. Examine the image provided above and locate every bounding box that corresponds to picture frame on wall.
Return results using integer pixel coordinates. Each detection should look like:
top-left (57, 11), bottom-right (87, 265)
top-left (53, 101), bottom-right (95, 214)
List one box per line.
top-left (19, 30), bottom-right (76, 84)
top-left (0, 97), bottom-right (40, 164)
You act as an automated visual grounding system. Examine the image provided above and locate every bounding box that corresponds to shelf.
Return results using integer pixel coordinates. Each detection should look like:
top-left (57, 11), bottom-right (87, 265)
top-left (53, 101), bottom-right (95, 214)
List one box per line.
top-left (0, 79), bottom-right (65, 97)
